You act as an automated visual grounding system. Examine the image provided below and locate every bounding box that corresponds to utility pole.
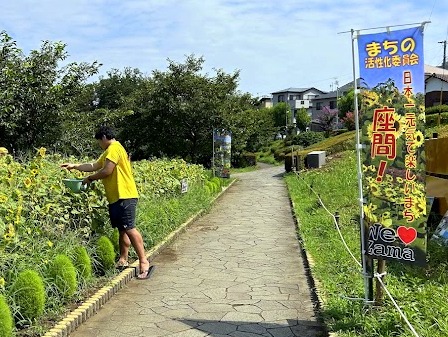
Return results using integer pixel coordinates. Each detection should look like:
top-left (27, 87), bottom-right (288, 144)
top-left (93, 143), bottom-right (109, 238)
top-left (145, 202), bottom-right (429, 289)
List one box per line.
top-left (439, 40), bottom-right (447, 69)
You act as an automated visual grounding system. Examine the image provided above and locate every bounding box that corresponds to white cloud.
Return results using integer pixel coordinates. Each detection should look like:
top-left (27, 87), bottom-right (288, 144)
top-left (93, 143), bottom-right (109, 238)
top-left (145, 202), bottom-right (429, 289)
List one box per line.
top-left (2, 0), bottom-right (447, 95)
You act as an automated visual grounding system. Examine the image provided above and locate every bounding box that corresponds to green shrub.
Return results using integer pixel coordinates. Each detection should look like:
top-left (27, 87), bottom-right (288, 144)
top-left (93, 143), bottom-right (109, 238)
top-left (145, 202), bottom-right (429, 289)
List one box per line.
top-left (0, 295), bottom-right (13, 337)
top-left (73, 246), bottom-right (92, 280)
top-left (204, 185), bottom-right (211, 195)
top-left (49, 254), bottom-right (77, 299)
top-left (292, 131), bottom-right (325, 147)
top-left (210, 177), bottom-right (221, 188)
top-left (12, 270), bottom-right (45, 321)
top-left (110, 229), bottom-right (120, 254)
top-left (205, 181), bottom-right (215, 194)
top-left (96, 236), bottom-right (116, 271)
top-left (426, 112), bottom-right (448, 127)
top-left (425, 104), bottom-right (448, 115)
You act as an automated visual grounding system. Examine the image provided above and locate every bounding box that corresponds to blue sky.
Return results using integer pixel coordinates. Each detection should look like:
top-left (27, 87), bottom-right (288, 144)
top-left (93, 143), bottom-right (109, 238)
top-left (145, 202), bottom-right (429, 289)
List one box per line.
top-left (2, 0), bottom-right (447, 96)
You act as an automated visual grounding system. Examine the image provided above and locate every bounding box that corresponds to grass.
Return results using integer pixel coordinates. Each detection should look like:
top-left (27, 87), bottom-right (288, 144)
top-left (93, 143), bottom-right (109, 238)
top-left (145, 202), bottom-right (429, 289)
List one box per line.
top-left (284, 150), bottom-right (448, 337)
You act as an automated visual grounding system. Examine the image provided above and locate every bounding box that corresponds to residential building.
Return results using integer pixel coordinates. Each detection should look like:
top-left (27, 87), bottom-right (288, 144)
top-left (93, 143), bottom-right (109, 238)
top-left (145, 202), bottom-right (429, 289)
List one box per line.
top-left (271, 87), bottom-right (326, 124)
top-left (258, 95), bottom-right (273, 108)
top-left (425, 64), bottom-right (448, 107)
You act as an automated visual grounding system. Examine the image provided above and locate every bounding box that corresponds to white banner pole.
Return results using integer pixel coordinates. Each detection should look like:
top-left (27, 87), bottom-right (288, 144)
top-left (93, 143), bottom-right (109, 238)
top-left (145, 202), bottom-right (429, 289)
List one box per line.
top-left (351, 28), bottom-right (372, 303)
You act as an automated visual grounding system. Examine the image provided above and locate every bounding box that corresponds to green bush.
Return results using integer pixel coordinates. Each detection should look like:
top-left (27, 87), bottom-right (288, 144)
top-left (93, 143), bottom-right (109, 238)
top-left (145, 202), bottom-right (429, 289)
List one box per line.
top-left (425, 104), bottom-right (448, 115)
top-left (49, 254), bottom-right (77, 299)
top-left (232, 152), bottom-right (257, 168)
top-left (96, 236), bottom-right (116, 271)
top-left (426, 112), bottom-right (448, 127)
top-left (12, 270), bottom-right (45, 321)
top-left (210, 177), bottom-right (221, 188)
top-left (110, 229), bottom-right (120, 254)
top-left (0, 295), bottom-right (13, 337)
top-left (73, 246), bottom-right (92, 280)
top-left (292, 131), bottom-right (325, 147)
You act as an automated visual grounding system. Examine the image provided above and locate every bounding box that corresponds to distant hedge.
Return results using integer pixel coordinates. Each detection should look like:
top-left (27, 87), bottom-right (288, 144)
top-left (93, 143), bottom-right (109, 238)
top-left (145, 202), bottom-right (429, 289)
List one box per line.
top-left (425, 105), bottom-right (448, 115)
top-left (426, 112), bottom-right (448, 127)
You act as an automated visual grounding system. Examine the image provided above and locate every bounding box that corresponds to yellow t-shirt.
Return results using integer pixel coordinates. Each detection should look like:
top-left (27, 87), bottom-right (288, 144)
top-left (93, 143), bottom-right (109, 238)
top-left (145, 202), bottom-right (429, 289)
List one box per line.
top-left (96, 141), bottom-right (139, 204)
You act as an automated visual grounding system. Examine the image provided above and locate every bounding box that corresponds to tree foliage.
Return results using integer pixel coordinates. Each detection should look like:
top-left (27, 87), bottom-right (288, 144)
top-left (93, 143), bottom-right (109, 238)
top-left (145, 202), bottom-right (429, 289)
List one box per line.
top-left (295, 107), bottom-right (311, 131)
top-left (0, 31), bottom-right (100, 153)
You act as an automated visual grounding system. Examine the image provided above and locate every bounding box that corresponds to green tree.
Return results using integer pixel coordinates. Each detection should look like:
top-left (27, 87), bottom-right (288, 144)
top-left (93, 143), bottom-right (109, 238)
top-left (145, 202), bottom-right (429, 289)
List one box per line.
top-left (0, 31), bottom-right (100, 152)
top-left (272, 102), bottom-right (290, 137)
top-left (295, 107), bottom-right (311, 131)
top-left (337, 87), bottom-right (360, 118)
top-left (120, 55), bottom-right (253, 165)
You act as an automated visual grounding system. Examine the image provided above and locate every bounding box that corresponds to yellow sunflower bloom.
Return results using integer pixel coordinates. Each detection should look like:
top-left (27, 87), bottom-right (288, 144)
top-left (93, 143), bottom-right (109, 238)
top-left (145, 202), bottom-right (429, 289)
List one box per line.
top-left (413, 131), bottom-right (424, 148)
top-left (37, 147), bottom-right (46, 157)
top-left (364, 203), bottom-right (378, 223)
top-left (24, 177), bottom-right (32, 188)
top-left (0, 277), bottom-right (5, 288)
top-left (384, 187), bottom-right (397, 201)
top-left (0, 194), bottom-right (7, 203)
top-left (362, 90), bottom-right (380, 107)
top-left (47, 241), bottom-right (53, 248)
top-left (369, 182), bottom-right (382, 197)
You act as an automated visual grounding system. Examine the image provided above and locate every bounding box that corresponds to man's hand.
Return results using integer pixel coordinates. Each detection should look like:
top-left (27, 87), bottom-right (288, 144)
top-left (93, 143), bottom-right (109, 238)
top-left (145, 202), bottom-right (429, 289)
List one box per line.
top-left (60, 163), bottom-right (76, 170)
top-left (82, 176), bottom-right (92, 185)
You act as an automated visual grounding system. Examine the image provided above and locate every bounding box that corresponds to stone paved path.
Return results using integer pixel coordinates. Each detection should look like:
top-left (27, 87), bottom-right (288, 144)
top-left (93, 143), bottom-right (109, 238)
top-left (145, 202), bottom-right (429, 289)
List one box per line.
top-left (70, 165), bottom-right (325, 337)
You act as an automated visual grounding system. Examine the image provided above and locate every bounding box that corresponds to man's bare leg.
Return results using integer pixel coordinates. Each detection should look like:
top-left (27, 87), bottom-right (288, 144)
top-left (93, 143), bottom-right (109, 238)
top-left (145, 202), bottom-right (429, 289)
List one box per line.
top-left (118, 230), bottom-right (131, 265)
top-left (125, 228), bottom-right (150, 277)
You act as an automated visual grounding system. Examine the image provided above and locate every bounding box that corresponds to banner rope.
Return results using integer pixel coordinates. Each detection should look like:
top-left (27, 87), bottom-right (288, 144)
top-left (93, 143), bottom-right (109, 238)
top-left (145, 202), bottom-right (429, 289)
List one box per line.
top-left (293, 170), bottom-right (421, 337)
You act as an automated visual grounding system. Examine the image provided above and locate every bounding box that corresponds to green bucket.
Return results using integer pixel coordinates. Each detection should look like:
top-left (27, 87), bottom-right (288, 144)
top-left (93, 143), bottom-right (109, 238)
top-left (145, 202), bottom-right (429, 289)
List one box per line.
top-left (62, 178), bottom-right (88, 193)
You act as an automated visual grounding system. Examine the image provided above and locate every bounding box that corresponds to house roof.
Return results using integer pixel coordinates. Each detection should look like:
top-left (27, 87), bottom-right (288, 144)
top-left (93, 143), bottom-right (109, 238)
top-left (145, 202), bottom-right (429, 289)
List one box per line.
top-left (271, 87), bottom-right (326, 95)
top-left (425, 64), bottom-right (448, 83)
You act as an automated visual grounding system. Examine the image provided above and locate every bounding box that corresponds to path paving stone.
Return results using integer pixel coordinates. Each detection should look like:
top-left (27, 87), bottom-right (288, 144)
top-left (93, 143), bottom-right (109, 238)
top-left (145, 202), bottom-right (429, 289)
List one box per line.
top-left (69, 166), bottom-right (325, 337)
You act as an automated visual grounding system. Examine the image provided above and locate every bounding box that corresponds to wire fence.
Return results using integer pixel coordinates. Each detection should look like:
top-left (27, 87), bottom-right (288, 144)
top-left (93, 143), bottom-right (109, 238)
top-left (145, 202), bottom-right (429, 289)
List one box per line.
top-left (293, 171), bottom-right (421, 337)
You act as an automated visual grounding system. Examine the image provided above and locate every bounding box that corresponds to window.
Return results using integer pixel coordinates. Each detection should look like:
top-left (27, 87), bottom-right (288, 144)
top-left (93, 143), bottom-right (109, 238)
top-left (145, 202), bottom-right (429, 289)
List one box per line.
top-left (316, 102), bottom-right (322, 110)
top-left (300, 100), bottom-right (305, 105)
top-left (278, 95), bottom-right (284, 102)
top-left (329, 100), bottom-right (336, 109)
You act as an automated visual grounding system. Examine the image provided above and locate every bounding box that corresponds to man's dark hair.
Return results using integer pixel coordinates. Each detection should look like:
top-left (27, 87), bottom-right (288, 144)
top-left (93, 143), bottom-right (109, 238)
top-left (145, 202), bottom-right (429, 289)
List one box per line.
top-left (94, 126), bottom-right (116, 140)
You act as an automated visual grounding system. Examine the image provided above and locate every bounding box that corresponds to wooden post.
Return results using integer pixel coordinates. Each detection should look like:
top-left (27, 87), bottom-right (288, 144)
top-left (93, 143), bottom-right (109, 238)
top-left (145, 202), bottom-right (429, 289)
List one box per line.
top-left (374, 258), bottom-right (386, 305)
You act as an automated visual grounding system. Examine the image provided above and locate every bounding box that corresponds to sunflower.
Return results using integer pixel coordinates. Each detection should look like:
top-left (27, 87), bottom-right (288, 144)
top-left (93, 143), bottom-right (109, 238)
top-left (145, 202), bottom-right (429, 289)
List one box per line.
top-left (3, 223), bottom-right (15, 241)
top-left (23, 177), bottom-right (32, 188)
top-left (0, 194), bottom-right (7, 203)
top-left (364, 203), bottom-right (378, 223)
top-left (31, 169), bottom-right (39, 176)
top-left (394, 114), bottom-right (405, 139)
top-left (384, 187), bottom-right (397, 201)
top-left (362, 90), bottom-right (380, 107)
top-left (413, 130), bottom-right (424, 148)
top-left (37, 147), bottom-right (46, 157)
top-left (369, 181), bottom-right (382, 197)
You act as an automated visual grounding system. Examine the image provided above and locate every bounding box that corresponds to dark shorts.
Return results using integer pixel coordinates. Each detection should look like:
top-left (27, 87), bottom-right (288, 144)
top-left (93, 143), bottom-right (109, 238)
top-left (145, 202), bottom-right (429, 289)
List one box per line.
top-left (108, 198), bottom-right (138, 231)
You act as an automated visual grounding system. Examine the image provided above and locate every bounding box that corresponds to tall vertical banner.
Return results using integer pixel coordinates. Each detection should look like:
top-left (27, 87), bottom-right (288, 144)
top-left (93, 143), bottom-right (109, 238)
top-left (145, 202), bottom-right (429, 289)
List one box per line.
top-left (213, 129), bottom-right (231, 178)
top-left (358, 26), bottom-right (427, 265)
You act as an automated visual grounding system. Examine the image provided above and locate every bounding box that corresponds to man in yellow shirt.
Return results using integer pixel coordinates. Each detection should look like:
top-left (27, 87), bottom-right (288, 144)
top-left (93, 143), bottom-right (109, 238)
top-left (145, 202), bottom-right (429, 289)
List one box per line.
top-left (61, 126), bottom-right (153, 279)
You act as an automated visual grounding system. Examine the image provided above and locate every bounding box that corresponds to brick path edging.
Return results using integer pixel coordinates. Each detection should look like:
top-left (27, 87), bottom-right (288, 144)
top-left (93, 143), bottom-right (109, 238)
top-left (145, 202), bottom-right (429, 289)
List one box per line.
top-left (42, 180), bottom-right (236, 337)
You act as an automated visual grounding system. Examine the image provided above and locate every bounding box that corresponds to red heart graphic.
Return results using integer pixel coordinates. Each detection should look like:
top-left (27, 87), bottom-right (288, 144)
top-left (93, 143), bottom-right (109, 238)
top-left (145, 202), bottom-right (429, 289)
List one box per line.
top-left (397, 226), bottom-right (417, 245)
